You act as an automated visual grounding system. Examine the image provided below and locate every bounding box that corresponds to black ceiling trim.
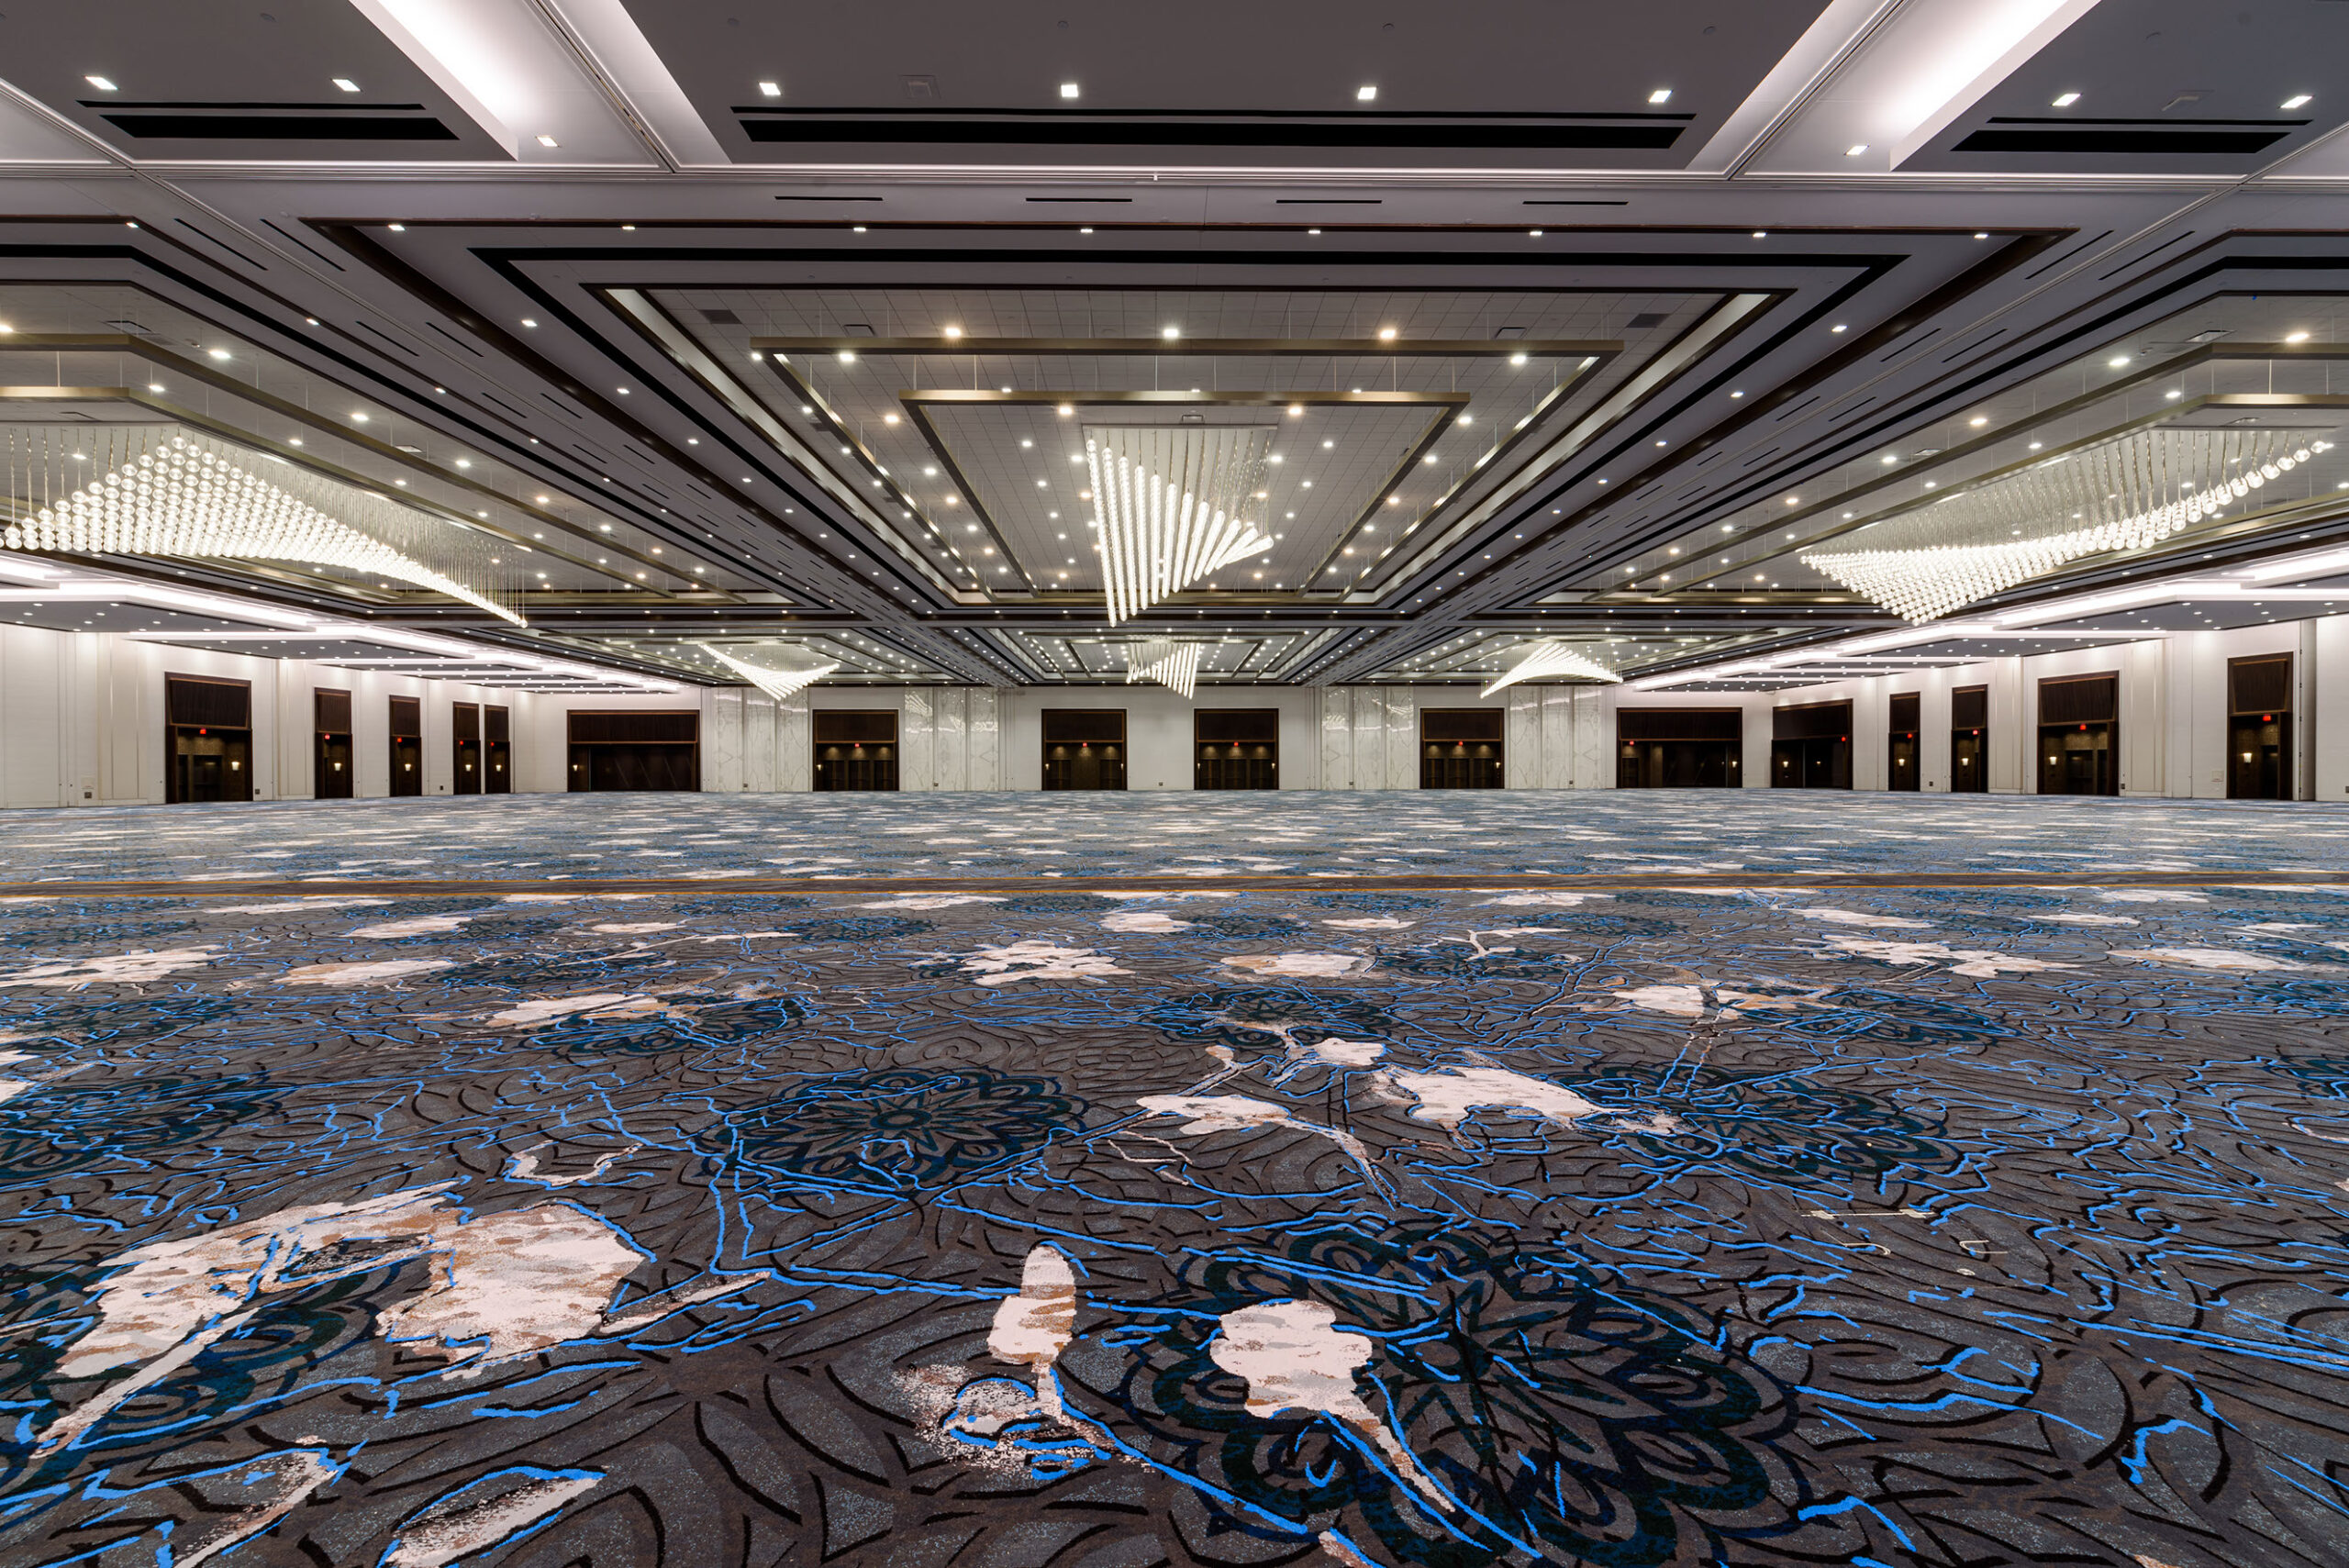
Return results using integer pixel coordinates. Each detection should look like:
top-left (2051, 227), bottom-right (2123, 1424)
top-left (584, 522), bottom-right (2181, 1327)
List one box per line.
top-left (103, 114), bottom-right (459, 141)
top-left (1954, 128), bottom-right (2288, 155)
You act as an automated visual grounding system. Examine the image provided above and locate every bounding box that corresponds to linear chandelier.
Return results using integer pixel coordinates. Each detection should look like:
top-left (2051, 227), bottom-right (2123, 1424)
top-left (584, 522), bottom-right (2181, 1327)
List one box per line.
top-left (1123, 638), bottom-right (1203, 699)
top-left (1481, 639), bottom-right (1622, 696)
top-left (1804, 428), bottom-right (2332, 623)
top-left (0, 427), bottom-right (522, 624)
top-left (699, 643), bottom-right (839, 700)
top-left (1085, 426), bottom-right (1275, 625)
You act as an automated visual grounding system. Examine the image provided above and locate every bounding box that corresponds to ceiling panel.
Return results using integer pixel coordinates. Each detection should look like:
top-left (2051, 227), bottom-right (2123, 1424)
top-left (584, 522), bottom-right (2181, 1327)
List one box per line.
top-left (0, 0), bottom-right (508, 160)
top-left (614, 0), bottom-right (1832, 168)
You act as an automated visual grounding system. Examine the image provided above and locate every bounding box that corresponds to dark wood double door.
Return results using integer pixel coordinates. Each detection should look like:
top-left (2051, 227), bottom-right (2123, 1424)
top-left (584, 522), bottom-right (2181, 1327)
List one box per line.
top-left (814, 710), bottom-right (899, 791)
top-left (1420, 708), bottom-right (1502, 789)
top-left (165, 675), bottom-right (251, 804)
top-left (1771, 701), bottom-right (1851, 789)
top-left (2038, 674), bottom-right (2118, 796)
top-left (569, 711), bottom-right (699, 791)
top-left (1617, 708), bottom-right (1741, 788)
top-left (1196, 708), bottom-right (1278, 790)
top-left (1043, 709), bottom-right (1125, 790)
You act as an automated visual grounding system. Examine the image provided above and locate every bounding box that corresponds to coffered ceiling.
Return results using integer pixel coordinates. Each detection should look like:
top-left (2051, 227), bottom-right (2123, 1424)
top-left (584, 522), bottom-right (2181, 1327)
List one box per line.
top-left (0, 0), bottom-right (2342, 694)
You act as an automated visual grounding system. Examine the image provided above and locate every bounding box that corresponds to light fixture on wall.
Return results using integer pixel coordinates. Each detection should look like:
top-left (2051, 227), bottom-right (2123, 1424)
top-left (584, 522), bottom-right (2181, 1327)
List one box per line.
top-left (1481, 639), bottom-right (1621, 696)
top-left (1123, 638), bottom-right (1203, 700)
top-left (697, 643), bottom-right (838, 700)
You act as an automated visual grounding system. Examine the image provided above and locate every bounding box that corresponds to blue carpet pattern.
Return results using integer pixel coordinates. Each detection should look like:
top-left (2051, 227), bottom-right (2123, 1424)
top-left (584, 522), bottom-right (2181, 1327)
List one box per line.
top-left (0, 793), bottom-right (2345, 1567)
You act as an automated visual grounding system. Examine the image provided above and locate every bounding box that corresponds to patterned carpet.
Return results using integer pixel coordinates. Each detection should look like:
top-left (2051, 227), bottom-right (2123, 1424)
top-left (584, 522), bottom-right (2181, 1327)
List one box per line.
top-left (2, 792), bottom-right (2347, 1567)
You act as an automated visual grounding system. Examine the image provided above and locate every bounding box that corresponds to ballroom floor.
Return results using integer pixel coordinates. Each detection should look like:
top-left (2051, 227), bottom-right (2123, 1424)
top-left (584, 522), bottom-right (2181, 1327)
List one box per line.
top-left (2, 792), bottom-right (2346, 1567)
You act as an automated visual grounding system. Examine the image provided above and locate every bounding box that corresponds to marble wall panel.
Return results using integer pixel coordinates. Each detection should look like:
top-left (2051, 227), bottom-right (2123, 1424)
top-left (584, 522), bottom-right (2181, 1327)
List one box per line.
top-left (1506, 689), bottom-right (1541, 790)
top-left (901, 689), bottom-right (934, 792)
top-left (778, 694), bottom-right (811, 791)
top-left (744, 695), bottom-right (777, 794)
top-left (1384, 686), bottom-right (1418, 791)
top-left (969, 687), bottom-right (1001, 792)
top-left (1319, 686), bottom-right (1353, 788)
top-left (1351, 687), bottom-right (1384, 791)
top-left (1540, 689), bottom-right (1574, 789)
top-left (704, 689), bottom-right (745, 793)
top-left (1574, 689), bottom-right (1609, 789)
top-left (935, 688), bottom-right (968, 792)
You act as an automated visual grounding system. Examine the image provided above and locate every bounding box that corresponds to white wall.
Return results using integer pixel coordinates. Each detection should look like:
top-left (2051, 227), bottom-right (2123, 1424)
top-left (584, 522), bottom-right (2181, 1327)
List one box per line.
top-left (9, 616), bottom-right (2349, 806)
top-left (1588, 613), bottom-right (2342, 800)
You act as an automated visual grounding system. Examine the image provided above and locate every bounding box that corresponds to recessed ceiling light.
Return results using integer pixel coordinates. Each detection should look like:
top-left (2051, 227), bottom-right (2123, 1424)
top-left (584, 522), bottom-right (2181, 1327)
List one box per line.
top-left (1357, 84), bottom-right (1378, 102)
top-left (1845, 143), bottom-right (1867, 157)
top-left (2053, 92), bottom-right (2080, 107)
top-left (2284, 94), bottom-right (2312, 110)
top-left (1377, 327), bottom-right (1397, 341)
top-left (2107, 354), bottom-right (2131, 367)
top-left (1648, 88), bottom-right (1672, 105)
top-left (1060, 82), bottom-right (1080, 99)
top-left (333, 77), bottom-right (360, 93)
top-left (1968, 415), bottom-right (1987, 427)
top-left (2286, 329), bottom-right (2311, 343)
top-left (207, 348), bottom-right (230, 360)
top-left (386, 223), bottom-right (405, 232)
top-left (759, 80), bottom-right (782, 97)
top-left (1831, 323), bottom-right (1847, 333)
top-left (1162, 326), bottom-right (1179, 339)
top-left (536, 134), bottom-right (559, 148)
top-left (521, 318), bottom-right (537, 328)
top-left (85, 75), bottom-right (117, 92)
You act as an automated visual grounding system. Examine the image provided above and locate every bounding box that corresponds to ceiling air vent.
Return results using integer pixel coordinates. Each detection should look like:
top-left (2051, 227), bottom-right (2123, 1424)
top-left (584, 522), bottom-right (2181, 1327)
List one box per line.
top-left (1954, 117), bottom-right (2299, 155)
top-left (1627, 313), bottom-right (1667, 329)
top-left (701, 308), bottom-right (742, 325)
top-left (731, 109), bottom-right (1687, 154)
top-left (86, 100), bottom-right (456, 141)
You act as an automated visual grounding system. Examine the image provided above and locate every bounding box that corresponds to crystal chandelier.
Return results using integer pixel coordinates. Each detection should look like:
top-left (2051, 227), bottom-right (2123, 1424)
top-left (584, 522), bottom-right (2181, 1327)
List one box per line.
top-left (1085, 426), bottom-right (1276, 625)
top-left (0, 427), bottom-right (522, 624)
top-left (699, 643), bottom-right (839, 700)
top-left (1805, 429), bottom-right (2332, 623)
top-left (1481, 639), bottom-right (1621, 696)
top-left (1123, 638), bottom-right (1203, 699)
